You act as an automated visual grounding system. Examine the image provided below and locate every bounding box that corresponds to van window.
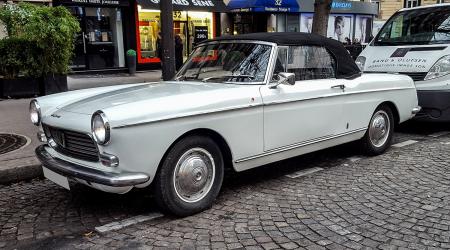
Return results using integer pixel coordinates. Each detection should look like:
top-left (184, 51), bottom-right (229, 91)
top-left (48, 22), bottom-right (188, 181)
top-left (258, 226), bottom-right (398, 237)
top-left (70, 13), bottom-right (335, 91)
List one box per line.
top-left (374, 6), bottom-right (450, 46)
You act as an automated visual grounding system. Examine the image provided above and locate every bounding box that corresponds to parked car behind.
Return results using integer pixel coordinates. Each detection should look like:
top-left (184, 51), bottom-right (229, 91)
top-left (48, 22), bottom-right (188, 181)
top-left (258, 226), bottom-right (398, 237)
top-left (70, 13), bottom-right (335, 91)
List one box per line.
top-left (31, 33), bottom-right (420, 216)
top-left (357, 4), bottom-right (450, 122)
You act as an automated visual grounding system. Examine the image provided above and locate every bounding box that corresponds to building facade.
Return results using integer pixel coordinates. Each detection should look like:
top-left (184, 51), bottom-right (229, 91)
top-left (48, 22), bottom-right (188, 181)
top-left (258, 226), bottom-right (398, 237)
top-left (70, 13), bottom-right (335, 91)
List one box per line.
top-left (48, 0), bottom-right (378, 72)
top-left (222, 0), bottom-right (378, 44)
top-left (376, 0), bottom-right (449, 21)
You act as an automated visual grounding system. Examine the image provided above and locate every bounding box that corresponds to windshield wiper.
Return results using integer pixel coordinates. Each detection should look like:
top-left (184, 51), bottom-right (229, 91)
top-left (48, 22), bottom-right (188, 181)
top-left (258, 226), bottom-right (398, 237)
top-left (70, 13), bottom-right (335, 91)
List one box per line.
top-left (202, 74), bottom-right (256, 83)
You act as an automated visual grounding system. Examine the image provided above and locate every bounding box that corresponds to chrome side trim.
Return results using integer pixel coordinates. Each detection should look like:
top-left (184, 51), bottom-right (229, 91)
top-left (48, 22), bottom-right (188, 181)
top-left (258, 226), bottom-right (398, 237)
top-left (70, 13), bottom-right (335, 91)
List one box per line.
top-left (263, 87), bottom-right (415, 107)
top-left (113, 104), bottom-right (263, 129)
top-left (36, 145), bottom-right (149, 187)
top-left (235, 128), bottom-right (367, 163)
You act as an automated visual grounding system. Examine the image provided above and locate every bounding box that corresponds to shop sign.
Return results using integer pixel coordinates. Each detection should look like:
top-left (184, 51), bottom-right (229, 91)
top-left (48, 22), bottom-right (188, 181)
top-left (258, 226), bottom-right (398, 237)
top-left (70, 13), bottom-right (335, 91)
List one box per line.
top-left (331, 1), bottom-right (352, 9)
top-left (60, 0), bottom-right (127, 6)
top-left (194, 26), bottom-right (209, 44)
top-left (264, 7), bottom-right (292, 12)
top-left (227, 0), bottom-right (300, 13)
top-left (148, 0), bottom-right (216, 7)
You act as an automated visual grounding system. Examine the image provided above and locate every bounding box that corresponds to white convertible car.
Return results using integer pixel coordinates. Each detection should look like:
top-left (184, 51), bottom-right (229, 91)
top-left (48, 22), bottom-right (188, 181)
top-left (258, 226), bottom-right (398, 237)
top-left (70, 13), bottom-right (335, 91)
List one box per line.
top-left (32, 33), bottom-right (420, 216)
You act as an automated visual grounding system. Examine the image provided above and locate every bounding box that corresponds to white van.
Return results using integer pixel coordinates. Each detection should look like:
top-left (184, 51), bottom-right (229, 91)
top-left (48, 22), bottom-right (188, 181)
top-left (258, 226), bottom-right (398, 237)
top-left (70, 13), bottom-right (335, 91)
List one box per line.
top-left (357, 4), bottom-right (450, 122)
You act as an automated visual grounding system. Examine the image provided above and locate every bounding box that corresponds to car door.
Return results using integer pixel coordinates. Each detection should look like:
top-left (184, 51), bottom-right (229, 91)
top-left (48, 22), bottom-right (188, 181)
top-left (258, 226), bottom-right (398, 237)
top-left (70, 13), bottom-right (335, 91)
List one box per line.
top-left (260, 45), bottom-right (347, 151)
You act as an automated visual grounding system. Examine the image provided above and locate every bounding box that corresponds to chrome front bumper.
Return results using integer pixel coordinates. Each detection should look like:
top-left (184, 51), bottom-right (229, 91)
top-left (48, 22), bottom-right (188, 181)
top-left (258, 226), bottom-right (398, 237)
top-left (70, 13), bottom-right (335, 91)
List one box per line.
top-left (36, 145), bottom-right (150, 187)
top-left (412, 106), bottom-right (422, 115)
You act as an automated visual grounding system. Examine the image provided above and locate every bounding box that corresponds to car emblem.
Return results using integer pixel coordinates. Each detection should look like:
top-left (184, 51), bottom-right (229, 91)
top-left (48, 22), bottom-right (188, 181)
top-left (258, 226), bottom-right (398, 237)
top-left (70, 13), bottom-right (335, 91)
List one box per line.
top-left (51, 114), bottom-right (61, 118)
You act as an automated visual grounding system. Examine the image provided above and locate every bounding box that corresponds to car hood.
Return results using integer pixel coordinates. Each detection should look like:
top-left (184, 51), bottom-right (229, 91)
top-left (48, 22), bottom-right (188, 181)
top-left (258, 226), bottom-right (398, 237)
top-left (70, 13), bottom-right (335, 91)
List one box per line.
top-left (361, 45), bottom-right (449, 73)
top-left (57, 81), bottom-right (262, 127)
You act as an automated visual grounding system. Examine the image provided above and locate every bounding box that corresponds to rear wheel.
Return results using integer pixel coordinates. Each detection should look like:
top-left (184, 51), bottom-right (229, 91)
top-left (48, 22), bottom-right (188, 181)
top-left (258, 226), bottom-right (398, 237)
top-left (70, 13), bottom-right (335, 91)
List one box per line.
top-left (361, 105), bottom-right (394, 155)
top-left (154, 135), bottom-right (224, 217)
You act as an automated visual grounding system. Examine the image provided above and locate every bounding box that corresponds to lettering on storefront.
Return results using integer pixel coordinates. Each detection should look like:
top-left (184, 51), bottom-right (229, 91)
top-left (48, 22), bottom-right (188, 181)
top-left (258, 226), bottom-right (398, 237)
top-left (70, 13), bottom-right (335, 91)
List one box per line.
top-left (332, 2), bottom-right (352, 9)
top-left (70, 0), bottom-right (119, 5)
top-left (149, 0), bottom-right (215, 6)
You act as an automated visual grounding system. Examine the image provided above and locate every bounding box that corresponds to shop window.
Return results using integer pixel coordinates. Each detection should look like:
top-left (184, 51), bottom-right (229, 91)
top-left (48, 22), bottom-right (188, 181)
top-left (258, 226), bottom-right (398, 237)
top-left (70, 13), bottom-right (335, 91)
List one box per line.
top-left (137, 7), bottom-right (214, 64)
top-left (276, 14), bottom-right (286, 32)
top-left (84, 7), bottom-right (125, 69)
top-left (286, 14), bottom-right (300, 32)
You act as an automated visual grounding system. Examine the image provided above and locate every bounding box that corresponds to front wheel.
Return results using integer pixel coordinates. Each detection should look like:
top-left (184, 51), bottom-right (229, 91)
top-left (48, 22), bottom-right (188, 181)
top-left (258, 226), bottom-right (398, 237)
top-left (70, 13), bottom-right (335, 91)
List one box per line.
top-left (361, 105), bottom-right (395, 156)
top-left (154, 135), bottom-right (224, 217)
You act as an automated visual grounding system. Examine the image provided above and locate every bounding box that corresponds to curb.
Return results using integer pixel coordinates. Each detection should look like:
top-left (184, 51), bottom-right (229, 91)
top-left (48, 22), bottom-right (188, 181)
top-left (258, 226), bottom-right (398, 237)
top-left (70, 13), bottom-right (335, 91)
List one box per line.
top-left (0, 163), bottom-right (43, 185)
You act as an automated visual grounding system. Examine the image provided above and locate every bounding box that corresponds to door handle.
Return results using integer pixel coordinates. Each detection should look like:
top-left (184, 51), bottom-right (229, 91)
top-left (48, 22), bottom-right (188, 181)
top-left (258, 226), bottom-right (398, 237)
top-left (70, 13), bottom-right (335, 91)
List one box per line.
top-left (331, 84), bottom-right (346, 90)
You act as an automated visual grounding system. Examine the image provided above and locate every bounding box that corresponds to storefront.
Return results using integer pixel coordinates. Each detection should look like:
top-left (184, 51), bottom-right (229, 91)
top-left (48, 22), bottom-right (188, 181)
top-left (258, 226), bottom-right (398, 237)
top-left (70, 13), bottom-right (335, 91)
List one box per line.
top-left (135, 0), bottom-right (227, 66)
top-left (224, 0), bottom-right (378, 44)
top-left (53, 0), bottom-right (133, 72)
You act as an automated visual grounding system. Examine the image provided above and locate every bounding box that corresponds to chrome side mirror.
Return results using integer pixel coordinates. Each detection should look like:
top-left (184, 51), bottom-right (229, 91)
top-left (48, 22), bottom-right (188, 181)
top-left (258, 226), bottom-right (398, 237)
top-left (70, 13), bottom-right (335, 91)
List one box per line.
top-left (269, 72), bottom-right (296, 89)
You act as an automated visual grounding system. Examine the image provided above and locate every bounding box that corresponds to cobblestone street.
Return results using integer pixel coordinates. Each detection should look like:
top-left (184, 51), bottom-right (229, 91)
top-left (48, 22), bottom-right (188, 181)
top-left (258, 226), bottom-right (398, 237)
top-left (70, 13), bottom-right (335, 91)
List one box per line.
top-left (1, 122), bottom-right (449, 250)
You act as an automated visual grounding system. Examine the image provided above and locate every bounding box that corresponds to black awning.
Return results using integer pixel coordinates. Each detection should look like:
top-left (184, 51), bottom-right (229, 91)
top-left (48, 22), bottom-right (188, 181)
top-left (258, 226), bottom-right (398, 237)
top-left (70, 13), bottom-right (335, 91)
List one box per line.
top-left (137, 0), bottom-right (228, 12)
top-left (226, 0), bottom-right (300, 13)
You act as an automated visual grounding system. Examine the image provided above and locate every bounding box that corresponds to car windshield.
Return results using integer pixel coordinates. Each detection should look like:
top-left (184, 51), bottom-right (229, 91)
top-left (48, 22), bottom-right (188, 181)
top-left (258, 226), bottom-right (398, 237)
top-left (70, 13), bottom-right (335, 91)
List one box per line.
top-left (374, 6), bottom-right (450, 46)
top-left (176, 42), bottom-right (272, 84)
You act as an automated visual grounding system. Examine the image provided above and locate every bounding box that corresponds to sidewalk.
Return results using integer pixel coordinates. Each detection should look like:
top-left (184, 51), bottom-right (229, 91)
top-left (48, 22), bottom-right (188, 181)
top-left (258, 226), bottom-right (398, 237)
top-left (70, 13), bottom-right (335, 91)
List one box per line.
top-left (0, 71), bottom-right (162, 185)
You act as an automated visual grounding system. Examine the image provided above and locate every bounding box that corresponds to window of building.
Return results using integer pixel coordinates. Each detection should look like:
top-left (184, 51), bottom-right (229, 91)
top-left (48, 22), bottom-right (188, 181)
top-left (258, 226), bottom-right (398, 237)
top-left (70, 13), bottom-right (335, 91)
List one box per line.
top-left (405, 0), bottom-right (420, 8)
top-left (371, 0), bottom-right (381, 18)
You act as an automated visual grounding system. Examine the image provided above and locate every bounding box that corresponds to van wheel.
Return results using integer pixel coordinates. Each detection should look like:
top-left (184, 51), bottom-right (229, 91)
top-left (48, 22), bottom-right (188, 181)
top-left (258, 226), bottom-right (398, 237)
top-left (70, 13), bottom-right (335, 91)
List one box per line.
top-left (154, 135), bottom-right (224, 217)
top-left (361, 105), bottom-right (394, 156)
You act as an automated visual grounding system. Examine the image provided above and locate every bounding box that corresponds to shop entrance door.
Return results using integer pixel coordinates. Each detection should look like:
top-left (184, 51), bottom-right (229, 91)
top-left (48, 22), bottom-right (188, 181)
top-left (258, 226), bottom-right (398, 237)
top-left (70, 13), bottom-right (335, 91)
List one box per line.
top-left (67, 6), bottom-right (125, 71)
top-left (174, 21), bottom-right (189, 59)
top-left (68, 7), bottom-right (88, 70)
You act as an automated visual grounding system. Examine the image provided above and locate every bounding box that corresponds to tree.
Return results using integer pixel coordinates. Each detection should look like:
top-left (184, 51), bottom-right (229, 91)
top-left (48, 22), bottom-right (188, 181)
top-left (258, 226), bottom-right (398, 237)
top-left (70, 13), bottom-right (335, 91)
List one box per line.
top-left (312, 0), bottom-right (332, 37)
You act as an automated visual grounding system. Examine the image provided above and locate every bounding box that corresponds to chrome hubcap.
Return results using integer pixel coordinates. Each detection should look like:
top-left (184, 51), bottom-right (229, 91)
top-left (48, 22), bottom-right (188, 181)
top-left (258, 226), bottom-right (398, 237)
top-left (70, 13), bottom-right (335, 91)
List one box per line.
top-left (369, 110), bottom-right (390, 148)
top-left (173, 148), bottom-right (215, 203)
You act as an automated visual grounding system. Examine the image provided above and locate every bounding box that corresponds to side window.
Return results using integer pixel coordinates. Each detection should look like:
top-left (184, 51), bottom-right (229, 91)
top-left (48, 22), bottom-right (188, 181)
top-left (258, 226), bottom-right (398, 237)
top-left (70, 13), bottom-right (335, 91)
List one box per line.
top-left (272, 47), bottom-right (288, 81)
top-left (287, 46), bottom-right (336, 81)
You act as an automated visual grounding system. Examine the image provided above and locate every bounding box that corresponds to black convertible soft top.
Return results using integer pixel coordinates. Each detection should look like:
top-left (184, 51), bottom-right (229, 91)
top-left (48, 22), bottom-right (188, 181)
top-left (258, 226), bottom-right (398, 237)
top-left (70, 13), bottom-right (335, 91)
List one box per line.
top-left (199, 32), bottom-right (361, 79)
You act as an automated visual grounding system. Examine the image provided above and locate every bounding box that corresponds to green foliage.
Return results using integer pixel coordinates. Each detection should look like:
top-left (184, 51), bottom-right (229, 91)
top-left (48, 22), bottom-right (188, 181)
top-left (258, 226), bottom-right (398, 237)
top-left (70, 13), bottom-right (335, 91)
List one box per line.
top-left (0, 3), bottom-right (35, 37)
top-left (127, 49), bottom-right (137, 57)
top-left (0, 3), bottom-right (80, 78)
top-left (0, 38), bottom-right (43, 79)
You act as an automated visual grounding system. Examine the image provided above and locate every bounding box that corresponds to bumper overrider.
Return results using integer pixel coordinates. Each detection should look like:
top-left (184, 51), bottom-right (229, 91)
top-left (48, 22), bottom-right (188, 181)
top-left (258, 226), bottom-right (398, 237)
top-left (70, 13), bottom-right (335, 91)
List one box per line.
top-left (36, 145), bottom-right (150, 187)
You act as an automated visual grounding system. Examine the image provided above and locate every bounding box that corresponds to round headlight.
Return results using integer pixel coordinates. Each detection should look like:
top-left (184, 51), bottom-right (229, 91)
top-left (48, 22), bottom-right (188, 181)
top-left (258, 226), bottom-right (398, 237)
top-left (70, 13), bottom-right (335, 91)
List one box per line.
top-left (29, 100), bottom-right (41, 126)
top-left (91, 111), bottom-right (110, 145)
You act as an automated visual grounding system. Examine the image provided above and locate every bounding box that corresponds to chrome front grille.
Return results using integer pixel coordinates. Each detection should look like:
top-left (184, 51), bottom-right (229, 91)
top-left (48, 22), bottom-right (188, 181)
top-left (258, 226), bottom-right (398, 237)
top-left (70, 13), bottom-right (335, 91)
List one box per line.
top-left (43, 124), bottom-right (99, 162)
top-left (399, 72), bottom-right (427, 82)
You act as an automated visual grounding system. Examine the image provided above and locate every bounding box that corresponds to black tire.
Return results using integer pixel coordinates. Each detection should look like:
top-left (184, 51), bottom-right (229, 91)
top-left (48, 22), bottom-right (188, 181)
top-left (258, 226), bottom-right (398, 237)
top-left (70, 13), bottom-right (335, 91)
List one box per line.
top-left (154, 135), bottom-right (224, 217)
top-left (361, 104), bottom-right (395, 156)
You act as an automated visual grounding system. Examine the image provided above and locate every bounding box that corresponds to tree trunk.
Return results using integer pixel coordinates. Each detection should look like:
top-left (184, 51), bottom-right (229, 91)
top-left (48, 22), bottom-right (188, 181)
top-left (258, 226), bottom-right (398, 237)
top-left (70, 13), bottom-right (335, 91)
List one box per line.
top-left (312, 0), bottom-right (332, 37)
